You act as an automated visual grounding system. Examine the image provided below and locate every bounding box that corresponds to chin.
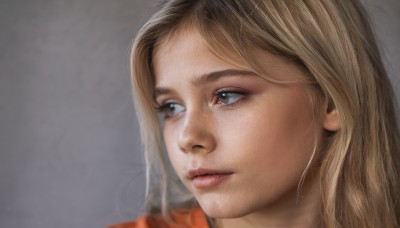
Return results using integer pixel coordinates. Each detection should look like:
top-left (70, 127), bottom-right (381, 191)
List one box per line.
top-left (197, 195), bottom-right (255, 219)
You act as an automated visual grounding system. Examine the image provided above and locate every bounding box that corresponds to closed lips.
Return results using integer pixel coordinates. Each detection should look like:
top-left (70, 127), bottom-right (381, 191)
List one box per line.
top-left (188, 168), bottom-right (233, 180)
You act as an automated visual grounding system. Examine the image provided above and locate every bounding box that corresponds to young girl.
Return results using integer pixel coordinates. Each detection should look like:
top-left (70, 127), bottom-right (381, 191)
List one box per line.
top-left (111, 0), bottom-right (400, 227)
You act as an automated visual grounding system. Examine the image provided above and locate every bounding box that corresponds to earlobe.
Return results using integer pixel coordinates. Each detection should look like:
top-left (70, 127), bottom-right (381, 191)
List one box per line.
top-left (323, 99), bottom-right (340, 131)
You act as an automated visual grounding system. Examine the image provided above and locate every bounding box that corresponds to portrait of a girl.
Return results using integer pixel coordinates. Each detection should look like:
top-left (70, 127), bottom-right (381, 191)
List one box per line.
top-left (110, 0), bottom-right (400, 227)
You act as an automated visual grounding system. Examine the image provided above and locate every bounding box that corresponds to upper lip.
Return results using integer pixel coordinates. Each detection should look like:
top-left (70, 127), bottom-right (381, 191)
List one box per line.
top-left (187, 168), bottom-right (233, 180)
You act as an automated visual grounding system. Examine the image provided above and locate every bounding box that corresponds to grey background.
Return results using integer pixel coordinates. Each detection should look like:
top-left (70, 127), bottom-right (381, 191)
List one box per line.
top-left (0, 0), bottom-right (398, 228)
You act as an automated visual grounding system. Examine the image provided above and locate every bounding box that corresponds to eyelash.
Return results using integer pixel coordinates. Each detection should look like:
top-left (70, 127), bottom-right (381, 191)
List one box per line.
top-left (214, 88), bottom-right (248, 106)
top-left (156, 102), bottom-right (185, 119)
top-left (156, 88), bottom-right (248, 119)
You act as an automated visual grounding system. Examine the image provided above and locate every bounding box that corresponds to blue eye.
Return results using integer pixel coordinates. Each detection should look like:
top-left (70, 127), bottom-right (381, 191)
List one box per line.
top-left (216, 91), bottom-right (246, 105)
top-left (158, 103), bottom-right (185, 118)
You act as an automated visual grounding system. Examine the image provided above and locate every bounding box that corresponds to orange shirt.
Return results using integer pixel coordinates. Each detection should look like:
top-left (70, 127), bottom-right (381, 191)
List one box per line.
top-left (108, 207), bottom-right (210, 228)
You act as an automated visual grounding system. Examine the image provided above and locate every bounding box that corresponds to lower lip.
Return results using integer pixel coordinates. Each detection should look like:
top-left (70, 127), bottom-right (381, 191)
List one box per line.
top-left (192, 174), bottom-right (232, 189)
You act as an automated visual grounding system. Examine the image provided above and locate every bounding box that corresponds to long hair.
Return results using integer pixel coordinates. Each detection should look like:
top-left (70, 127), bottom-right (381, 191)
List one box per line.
top-left (131, 0), bottom-right (400, 227)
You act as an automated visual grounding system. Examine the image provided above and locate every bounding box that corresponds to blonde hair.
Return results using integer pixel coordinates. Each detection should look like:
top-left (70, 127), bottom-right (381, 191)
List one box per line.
top-left (131, 0), bottom-right (400, 227)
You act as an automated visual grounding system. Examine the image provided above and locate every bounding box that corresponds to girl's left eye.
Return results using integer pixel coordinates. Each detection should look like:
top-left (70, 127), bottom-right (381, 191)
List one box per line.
top-left (216, 90), bottom-right (246, 105)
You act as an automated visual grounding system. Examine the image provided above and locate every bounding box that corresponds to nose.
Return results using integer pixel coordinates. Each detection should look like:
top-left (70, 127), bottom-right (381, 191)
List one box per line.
top-left (178, 110), bottom-right (216, 154)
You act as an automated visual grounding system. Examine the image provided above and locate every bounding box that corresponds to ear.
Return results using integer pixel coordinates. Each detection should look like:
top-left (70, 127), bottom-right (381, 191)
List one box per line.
top-left (322, 98), bottom-right (340, 131)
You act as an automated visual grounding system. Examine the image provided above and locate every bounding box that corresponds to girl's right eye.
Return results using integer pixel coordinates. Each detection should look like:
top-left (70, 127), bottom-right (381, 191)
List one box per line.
top-left (158, 103), bottom-right (185, 118)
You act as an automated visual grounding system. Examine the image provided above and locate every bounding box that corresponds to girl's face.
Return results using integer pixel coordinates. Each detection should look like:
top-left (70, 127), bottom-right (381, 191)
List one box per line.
top-left (153, 29), bottom-right (328, 220)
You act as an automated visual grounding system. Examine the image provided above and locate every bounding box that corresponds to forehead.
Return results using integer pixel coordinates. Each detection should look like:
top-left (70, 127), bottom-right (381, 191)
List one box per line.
top-left (153, 28), bottom-right (204, 67)
top-left (153, 28), bottom-right (249, 85)
top-left (157, 33), bottom-right (310, 86)
top-left (153, 27), bottom-right (243, 65)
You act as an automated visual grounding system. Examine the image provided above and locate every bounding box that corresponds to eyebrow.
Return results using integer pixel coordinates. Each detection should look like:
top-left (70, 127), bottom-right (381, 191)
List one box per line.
top-left (154, 69), bottom-right (258, 98)
top-left (191, 69), bottom-right (258, 85)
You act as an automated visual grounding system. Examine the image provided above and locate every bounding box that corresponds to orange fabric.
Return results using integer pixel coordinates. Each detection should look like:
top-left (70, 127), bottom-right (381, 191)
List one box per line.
top-left (108, 208), bottom-right (210, 228)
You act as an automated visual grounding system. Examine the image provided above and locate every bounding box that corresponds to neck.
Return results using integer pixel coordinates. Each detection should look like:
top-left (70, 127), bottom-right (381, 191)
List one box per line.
top-left (215, 175), bottom-right (322, 228)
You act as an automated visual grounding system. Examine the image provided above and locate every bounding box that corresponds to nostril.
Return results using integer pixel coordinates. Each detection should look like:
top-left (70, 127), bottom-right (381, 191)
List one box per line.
top-left (192, 144), bottom-right (204, 150)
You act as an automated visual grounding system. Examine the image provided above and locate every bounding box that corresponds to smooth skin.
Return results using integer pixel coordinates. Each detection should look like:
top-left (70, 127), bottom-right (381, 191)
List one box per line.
top-left (153, 28), bottom-right (339, 228)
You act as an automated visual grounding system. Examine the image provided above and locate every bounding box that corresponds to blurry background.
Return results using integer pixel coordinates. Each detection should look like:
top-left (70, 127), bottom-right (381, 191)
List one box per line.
top-left (0, 0), bottom-right (398, 227)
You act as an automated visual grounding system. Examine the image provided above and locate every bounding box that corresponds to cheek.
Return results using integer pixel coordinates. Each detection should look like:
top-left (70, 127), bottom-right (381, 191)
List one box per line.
top-left (163, 126), bottom-right (179, 165)
top-left (163, 124), bottom-right (187, 175)
top-left (217, 94), bottom-right (316, 172)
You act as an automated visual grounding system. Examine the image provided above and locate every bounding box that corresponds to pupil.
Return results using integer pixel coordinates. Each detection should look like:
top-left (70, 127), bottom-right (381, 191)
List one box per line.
top-left (169, 104), bottom-right (175, 112)
top-left (220, 93), bottom-right (229, 103)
